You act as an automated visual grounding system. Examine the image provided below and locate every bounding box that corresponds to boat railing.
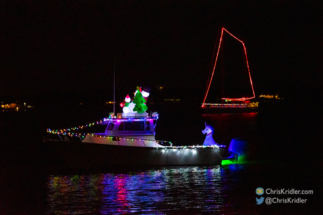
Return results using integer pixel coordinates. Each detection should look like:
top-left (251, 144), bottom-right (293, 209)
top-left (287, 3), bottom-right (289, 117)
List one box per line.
top-left (82, 134), bottom-right (172, 147)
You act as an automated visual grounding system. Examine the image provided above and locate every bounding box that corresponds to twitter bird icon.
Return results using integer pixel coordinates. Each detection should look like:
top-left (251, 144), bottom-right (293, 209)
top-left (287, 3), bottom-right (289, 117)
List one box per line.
top-left (256, 197), bottom-right (264, 205)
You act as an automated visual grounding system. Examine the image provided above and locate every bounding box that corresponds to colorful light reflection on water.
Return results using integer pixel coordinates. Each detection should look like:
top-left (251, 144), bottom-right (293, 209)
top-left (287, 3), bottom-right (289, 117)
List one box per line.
top-left (46, 166), bottom-right (232, 214)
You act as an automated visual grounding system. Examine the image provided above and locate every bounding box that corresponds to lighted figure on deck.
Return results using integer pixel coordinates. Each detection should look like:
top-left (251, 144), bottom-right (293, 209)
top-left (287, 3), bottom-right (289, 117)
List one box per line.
top-left (121, 86), bottom-right (150, 114)
top-left (122, 94), bottom-right (134, 114)
top-left (141, 87), bottom-right (150, 104)
top-left (202, 123), bottom-right (219, 147)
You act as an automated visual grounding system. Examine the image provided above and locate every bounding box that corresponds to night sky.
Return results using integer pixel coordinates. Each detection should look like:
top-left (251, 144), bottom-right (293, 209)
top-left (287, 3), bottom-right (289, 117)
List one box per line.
top-left (0, 1), bottom-right (322, 99)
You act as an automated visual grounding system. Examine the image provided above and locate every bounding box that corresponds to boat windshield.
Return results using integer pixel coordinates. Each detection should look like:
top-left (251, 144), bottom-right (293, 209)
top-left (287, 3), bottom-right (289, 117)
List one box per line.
top-left (107, 122), bottom-right (114, 130)
top-left (117, 121), bottom-right (151, 131)
top-left (124, 121), bottom-right (144, 131)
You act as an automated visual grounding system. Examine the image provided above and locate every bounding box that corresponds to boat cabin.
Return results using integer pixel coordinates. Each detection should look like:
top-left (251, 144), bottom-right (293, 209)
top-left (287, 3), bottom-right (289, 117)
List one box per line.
top-left (82, 112), bottom-right (162, 147)
top-left (104, 117), bottom-right (156, 136)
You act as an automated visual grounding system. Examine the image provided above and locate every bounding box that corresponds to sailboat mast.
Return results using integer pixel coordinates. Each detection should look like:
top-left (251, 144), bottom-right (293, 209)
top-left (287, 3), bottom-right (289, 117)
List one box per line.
top-left (113, 57), bottom-right (115, 116)
top-left (221, 47), bottom-right (224, 99)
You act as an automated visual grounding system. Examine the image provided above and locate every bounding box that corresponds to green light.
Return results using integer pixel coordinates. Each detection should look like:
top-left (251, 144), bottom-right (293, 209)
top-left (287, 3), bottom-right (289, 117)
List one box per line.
top-left (221, 155), bottom-right (246, 165)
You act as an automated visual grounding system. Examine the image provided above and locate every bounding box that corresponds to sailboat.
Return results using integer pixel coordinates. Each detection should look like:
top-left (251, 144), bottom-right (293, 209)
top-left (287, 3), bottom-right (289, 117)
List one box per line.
top-left (201, 28), bottom-right (258, 111)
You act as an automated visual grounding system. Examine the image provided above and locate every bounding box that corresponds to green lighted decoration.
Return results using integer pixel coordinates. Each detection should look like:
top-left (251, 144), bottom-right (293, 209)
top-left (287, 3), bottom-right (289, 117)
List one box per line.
top-left (133, 86), bottom-right (148, 113)
top-left (221, 155), bottom-right (262, 165)
top-left (221, 155), bottom-right (247, 165)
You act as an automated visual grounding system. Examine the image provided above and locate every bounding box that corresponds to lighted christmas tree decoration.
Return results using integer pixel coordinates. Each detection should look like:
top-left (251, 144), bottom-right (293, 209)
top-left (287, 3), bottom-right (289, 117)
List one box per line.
top-left (121, 86), bottom-right (150, 115)
top-left (133, 86), bottom-right (148, 113)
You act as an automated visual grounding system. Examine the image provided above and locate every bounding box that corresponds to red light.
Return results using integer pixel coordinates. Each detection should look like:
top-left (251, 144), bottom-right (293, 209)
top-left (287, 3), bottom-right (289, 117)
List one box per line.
top-left (202, 27), bottom-right (256, 106)
top-left (120, 102), bottom-right (124, 107)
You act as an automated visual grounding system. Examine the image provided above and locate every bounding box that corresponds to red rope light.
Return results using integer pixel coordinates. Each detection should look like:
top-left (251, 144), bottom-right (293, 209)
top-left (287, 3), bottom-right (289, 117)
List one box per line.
top-left (202, 28), bottom-right (255, 106)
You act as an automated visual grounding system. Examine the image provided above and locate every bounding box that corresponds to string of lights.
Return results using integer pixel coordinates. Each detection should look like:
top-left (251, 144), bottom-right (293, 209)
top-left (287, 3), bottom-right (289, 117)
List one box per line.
top-left (46, 115), bottom-right (220, 148)
top-left (156, 145), bottom-right (225, 149)
top-left (46, 116), bottom-right (170, 144)
top-left (46, 127), bottom-right (222, 148)
top-left (201, 103), bottom-right (247, 106)
top-left (47, 130), bottom-right (225, 150)
top-left (46, 117), bottom-right (108, 137)
top-left (46, 116), bottom-right (156, 137)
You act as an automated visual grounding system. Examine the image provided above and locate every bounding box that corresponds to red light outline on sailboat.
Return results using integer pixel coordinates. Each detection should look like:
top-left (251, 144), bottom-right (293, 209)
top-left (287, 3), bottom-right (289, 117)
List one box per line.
top-left (202, 28), bottom-right (255, 107)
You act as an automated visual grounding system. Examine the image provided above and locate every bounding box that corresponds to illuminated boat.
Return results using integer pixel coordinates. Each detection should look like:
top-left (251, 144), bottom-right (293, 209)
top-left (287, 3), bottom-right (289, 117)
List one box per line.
top-left (47, 87), bottom-right (222, 169)
top-left (47, 114), bottom-right (222, 169)
top-left (201, 28), bottom-right (258, 113)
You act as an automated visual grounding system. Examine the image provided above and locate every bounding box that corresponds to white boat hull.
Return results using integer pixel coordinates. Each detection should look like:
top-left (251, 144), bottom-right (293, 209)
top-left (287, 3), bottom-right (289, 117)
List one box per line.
top-left (48, 141), bottom-right (222, 170)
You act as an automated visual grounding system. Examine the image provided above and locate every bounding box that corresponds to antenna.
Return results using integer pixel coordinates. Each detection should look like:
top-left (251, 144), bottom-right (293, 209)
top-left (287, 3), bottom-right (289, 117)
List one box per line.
top-left (113, 57), bottom-right (115, 115)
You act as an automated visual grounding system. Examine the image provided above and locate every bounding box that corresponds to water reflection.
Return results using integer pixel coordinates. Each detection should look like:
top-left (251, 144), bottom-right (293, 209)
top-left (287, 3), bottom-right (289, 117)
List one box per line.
top-left (47, 166), bottom-right (225, 214)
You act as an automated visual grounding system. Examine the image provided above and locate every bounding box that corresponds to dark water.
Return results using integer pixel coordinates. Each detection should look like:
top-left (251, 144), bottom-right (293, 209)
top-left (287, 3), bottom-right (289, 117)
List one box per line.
top-left (46, 166), bottom-right (224, 214)
top-left (45, 164), bottom-right (320, 214)
top-left (0, 106), bottom-right (322, 214)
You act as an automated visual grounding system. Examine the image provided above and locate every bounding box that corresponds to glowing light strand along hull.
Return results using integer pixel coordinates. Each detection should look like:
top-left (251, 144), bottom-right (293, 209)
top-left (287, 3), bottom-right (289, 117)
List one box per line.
top-left (202, 28), bottom-right (255, 107)
top-left (47, 142), bottom-right (223, 169)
